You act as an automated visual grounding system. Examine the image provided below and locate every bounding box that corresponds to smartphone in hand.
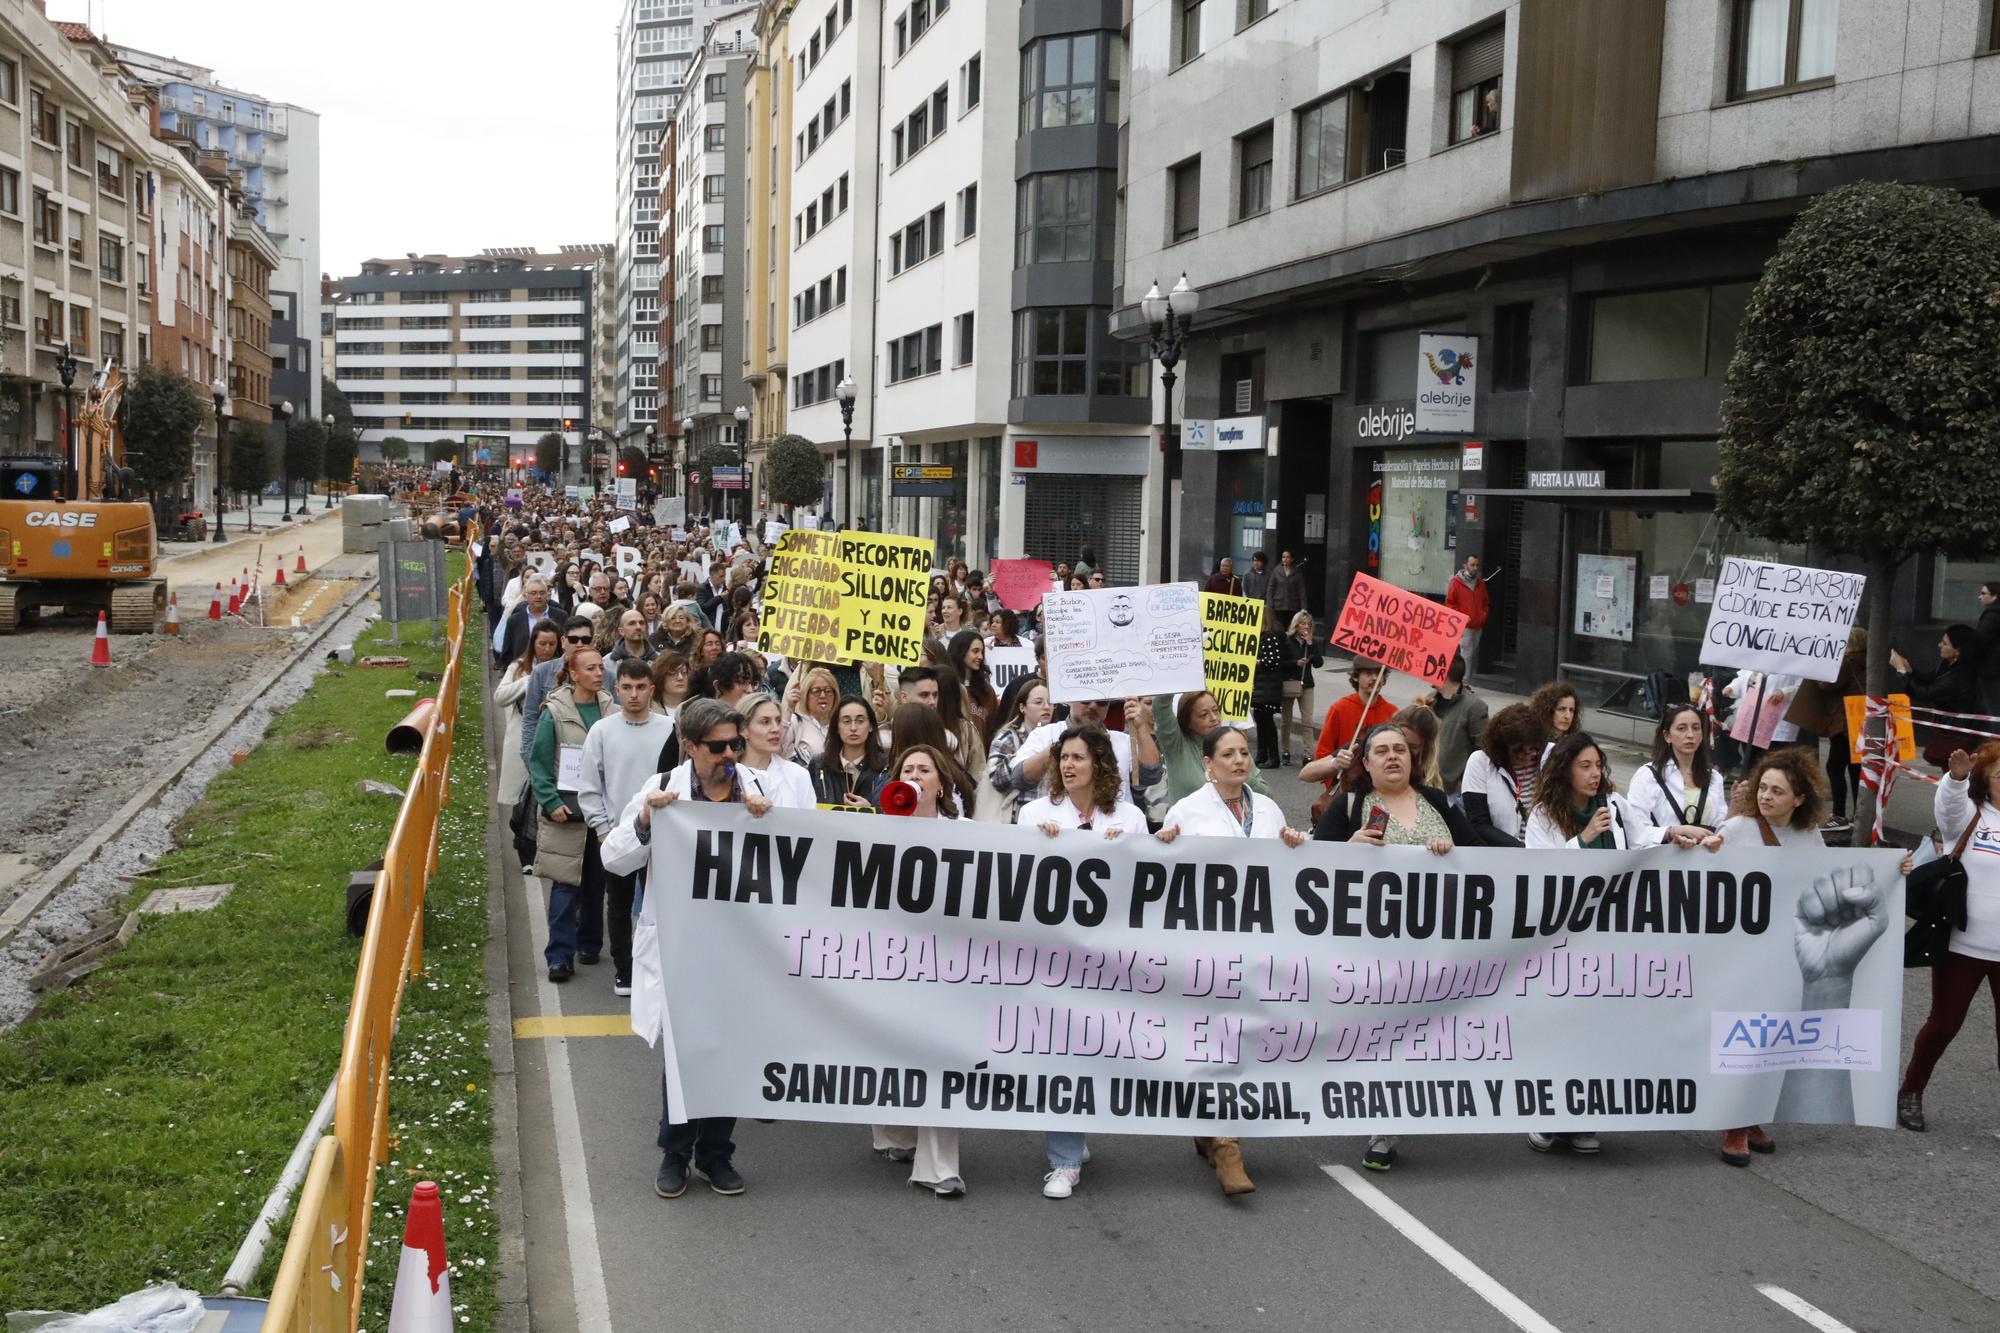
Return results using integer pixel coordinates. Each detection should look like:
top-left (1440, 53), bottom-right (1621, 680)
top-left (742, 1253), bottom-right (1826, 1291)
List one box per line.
top-left (1365, 804), bottom-right (1390, 836)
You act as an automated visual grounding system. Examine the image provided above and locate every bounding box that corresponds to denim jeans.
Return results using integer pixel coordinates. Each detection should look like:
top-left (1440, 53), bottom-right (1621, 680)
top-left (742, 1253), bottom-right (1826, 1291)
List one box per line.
top-left (544, 834), bottom-right (604, 968)
top-left (1045, 1132), bottom-right (1087, 1169)
top-left (659, 1072), bottom-right (738, 1168)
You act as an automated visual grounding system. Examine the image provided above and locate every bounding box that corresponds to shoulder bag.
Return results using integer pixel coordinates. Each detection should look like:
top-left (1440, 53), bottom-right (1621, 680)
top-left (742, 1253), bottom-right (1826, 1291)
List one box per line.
top-left (1905, 821), bottom-right (1977, 969)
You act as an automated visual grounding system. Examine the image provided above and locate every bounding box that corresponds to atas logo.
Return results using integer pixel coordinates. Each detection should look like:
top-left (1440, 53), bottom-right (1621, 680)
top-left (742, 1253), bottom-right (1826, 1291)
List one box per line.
top-left (1711, 1008), bottom-right (1880, 1074)
top-left (12, 473), bottom-right (37, 495)
top-left (24, 511), bottom-right (97, 528)
top-left (1425, 347), bottom-right (1474, 385)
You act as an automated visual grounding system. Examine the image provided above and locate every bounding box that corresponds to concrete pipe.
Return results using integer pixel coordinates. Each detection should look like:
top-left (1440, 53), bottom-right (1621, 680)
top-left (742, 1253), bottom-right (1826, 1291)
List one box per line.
top-left (385, 697), bottom-right (438, 754)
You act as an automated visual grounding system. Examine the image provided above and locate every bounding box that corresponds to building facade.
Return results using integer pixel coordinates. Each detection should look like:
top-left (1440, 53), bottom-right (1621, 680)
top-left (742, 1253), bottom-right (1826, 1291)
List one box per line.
top-left (673, 15), bottom-right (756, 502)
top-left (1116, 0), bottom-right (2000, 697)
top-left (739, 0), bottom-right (795, 506)
top-left (223, 190), bottom-right (278, 425)
top-left (109, 40), bottom-right (321, 421)
top-left (330, 249), bottom-right (599, 467)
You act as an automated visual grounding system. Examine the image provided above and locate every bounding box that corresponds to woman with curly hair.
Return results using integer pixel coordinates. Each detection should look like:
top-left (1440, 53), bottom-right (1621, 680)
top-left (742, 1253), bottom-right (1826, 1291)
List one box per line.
top-left (1528, 680), bottom-right (1581, 745)
top-left (1459, 703), bottom-right (1545, 847)
top-left (1711, 745), bottom-right (1831, 1165)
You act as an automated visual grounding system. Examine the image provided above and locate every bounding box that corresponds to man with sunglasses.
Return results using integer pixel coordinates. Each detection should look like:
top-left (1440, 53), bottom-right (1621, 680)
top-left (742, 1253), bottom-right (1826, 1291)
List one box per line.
top-left (602, 697), bottom-right (774, 1200)
top-left (519, 614), bottom-right (601, 768)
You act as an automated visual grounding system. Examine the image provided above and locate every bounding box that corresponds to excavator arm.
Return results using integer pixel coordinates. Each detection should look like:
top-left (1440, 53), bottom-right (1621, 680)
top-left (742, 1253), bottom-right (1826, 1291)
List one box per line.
top-left (76, 360), bottom-right (125, 501)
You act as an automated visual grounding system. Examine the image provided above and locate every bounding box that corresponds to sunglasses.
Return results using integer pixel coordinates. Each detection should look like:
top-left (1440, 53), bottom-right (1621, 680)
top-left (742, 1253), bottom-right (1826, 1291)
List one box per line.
top-left (565, 635), bottom-right (593, 644)
top-left (696, 737), bottom-right (748, 755)
top-left (1088, 575), bottom-right (1105, 584)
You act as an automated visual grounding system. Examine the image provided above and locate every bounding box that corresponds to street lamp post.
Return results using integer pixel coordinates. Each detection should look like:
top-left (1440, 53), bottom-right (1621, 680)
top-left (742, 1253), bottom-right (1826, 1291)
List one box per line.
top-left (681, 415), bottom-right (696, 517)
top-left (1141, 274), bottom-right (1200, 583)
top-left (211, 378), bottom-right (229, 542)
top-left (733, 404), bottom-right (750, 531)
top-left (54, 343), bottom-right (78, 499)
top-left (836, 374), bottom-right (857, 531)
top-left (275, 399), bottom-right (293, 522)
top-left (322, 414), bottom-right (337, 509)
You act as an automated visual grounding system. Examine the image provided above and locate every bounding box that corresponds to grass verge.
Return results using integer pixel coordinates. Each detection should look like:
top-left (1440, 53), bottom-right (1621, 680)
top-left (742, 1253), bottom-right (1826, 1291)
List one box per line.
top-left (0, 609), bottom-right (497, 1330)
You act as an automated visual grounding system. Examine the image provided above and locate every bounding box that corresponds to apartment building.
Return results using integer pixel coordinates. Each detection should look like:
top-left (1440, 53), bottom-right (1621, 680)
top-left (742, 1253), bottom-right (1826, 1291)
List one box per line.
top-left (0, 7), bottom-right (171, 473)
top-left (613, 0), bottom-right (691, 448)
top-left (672, 13), bottom-right (756, 488)
top-left (739, 0), bottom-right (795, 493)
top-left (110, 40), bottom-right (321, 420)
top-left (223, 188), bottom-right (279, 425)
top-left (1117, 0), bottom-right (2000, 690)
top-left (331, 248), bottom-right (599, 462)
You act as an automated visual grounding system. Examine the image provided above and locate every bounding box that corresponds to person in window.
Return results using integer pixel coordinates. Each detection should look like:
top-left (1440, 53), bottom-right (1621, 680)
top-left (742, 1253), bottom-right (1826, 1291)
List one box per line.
top-left (1468, 86), bottom-right (1501, 137)
top-left (1156, 727), bottom-right (1307, 1195)
top-left (1019, 724), bottom-right (1148, 1200)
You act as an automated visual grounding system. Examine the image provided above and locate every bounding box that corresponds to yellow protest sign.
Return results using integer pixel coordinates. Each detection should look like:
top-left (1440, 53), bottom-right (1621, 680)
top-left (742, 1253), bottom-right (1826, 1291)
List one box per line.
top-left (1200, 592), bottom-right (1263, 723)
top-left (838, 531), bottom-right (934, 666)
top-left (758, 529), bottom-right (845, 664)
top-left (1844, 693), bottom-right (1916, 763)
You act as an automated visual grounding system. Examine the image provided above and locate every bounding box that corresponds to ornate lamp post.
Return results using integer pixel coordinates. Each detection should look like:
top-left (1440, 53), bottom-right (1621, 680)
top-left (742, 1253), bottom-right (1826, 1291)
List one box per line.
top-left (211, 377), bottom-right (230, 542)
top-left (275, 399), bottom-right (293, 522)
top-left (322, 413), bottom-right (337, 509)
top-left (1141, 273), bottom-right (1200, 582)
top-left (733, 404), bottom-right (750, 529)
top-left (836, 374), bottom-right (857, 530)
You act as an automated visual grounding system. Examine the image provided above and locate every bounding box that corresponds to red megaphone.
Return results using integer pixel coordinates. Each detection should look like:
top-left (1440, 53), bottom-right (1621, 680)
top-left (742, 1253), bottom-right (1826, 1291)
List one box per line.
top-left (879, 780), bottom-right (918, 816)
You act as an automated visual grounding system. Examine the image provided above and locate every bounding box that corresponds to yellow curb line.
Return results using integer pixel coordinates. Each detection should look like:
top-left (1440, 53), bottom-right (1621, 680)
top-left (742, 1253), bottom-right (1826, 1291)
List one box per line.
top-left (513, 1014), bottom-right (639, 1038)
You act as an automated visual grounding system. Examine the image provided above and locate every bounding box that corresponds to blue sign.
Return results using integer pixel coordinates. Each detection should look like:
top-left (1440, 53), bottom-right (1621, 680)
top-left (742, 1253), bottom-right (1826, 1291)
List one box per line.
top-left (12, 472), bottom-right (36, 495)
top-left (51, 540), bottom-right (71, 559)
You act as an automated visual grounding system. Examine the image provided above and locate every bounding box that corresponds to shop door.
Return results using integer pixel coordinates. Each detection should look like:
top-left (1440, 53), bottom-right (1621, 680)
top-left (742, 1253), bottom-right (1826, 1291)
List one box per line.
top-left (1023, 475), bottom-right (1143, 586)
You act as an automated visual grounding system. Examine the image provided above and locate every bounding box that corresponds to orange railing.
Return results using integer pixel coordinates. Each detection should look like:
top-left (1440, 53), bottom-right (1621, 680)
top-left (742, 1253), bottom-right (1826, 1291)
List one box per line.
top-left (263, 543), bottom-right (475, 1331)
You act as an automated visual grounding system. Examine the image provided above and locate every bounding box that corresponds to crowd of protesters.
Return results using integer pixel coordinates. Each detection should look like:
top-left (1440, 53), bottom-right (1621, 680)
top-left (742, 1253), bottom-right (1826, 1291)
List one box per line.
top-left (463, 480), bottom-right (1997, 1207)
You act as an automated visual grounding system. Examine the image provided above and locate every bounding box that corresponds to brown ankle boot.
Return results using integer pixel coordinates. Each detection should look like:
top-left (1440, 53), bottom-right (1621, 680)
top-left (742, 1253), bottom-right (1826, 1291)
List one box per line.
top-left (1192, 1136), bottom-right (1215, 1161)
top-left (1745, 1124), bottom-right (1775, 1154)
top-left (1209, 1137), bottom-right (1255, 1195)
top-left (1720, 1128), bottom-right (1750, 1166)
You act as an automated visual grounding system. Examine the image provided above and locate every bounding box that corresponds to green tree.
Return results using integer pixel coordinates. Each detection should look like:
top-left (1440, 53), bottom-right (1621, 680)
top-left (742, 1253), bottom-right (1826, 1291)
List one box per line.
top-left (535, 431), bottom-right (563, 475)
top-left (226, 419), bottom-right (270, 517)
top-left (618, 444), bottom-right (648, 480)
top-left (321, 425), bottom-right (357, 490)
top-left (765, 433), bottom-right (824, 508)
top-left (1717, 182), bottom-right (2000, 842)
top-left (284, 418), bottom-right (326, 501)
top-left (321, 376), bottom-right (354, 438)
top-left (121, 362), bottom-right (207, 498)
top-left (378, 436), bottom-right (411, 463)
top-left (429, 438), bottom-right (459, 465)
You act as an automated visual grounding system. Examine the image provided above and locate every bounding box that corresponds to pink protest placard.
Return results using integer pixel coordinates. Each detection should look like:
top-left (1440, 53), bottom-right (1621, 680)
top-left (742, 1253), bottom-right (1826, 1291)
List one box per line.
top-left (1328, 572), bottom-right (1469, 687)
top-left (991, 558), bottom-right (1054, 612)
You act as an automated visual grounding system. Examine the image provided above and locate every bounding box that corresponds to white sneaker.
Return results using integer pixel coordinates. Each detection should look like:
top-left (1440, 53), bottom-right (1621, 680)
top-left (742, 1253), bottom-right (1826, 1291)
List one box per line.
top-left (1042, 1166), bottom-right (1080, 1199)
top-left (1568, 1132), bottom-right (1602, 1154)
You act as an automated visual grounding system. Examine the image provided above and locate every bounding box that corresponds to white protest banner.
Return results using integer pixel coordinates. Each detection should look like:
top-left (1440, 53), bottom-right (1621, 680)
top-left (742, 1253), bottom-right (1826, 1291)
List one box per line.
top-left (525, 550), bottom-right (556, 576)
top-left (651, 807), bottom-right (1904, 1135)
top-left (609, 515), bottom-right (632, 534)
top-left (765, 520), bottom-right (786, 546)
top-left (986, 644), bottom-right (1037, 694)
top-left (616, 477), bottom-right (638, 508)
top-left (1415, 332), bottom-right (1478, 434)
top-left (659, 496), bottom-right (687, 528)
top-left (1043, 583), bottom-right (1205, 705)
top-left (1700, 557), bottom-right (1865, 684)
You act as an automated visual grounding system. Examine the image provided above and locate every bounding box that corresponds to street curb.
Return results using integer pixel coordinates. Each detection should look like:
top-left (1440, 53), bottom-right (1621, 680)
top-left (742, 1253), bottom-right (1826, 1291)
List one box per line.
top-left (479, 646), bottom-right (532, 1333)
top-left (0, 575), bottom-right (378, 952)
top-left (158, 500), bottom-right (343, 567)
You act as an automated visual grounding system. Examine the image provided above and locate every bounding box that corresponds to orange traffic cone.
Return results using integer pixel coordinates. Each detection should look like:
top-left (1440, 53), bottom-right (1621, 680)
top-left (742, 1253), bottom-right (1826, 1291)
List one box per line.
top-left (227, 575), bottom-right (240, 616)
top-left (240, 568), bottom-right (252, 608)
top-left (163, 592), bottom-right (180, 636)
top-left (208, 582), bottom-right (223, 620)
top-left (273, 561), bottom-right (286, 588)
top-left (89, 611), bottom-right (111, 667)
top-left (384, 1181), bottom-right (451, 1333)
top-left (294, 545), bottom-right (307, 576)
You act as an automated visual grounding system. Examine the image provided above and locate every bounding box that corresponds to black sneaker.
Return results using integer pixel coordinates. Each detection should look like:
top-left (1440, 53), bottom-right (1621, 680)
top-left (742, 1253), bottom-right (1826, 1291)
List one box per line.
top-left (655, 1155), bottom-right (689, 1198)
top-left (613, 974), bottom-right (633, 997)
top-left (1362, 1136), bottom-right (1398, 1171)
top-left (577, 952), bottom-right (601, 966)
top-left (701, 1160), bottom-right (746, 1195)
top-left (548, 962), bottom-right (574, 983)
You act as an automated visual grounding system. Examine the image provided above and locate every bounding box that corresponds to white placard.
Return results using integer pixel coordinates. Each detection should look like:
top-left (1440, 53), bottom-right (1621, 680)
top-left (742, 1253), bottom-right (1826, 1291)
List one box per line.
top-left (985, 644), bottom-right (1037, 694)
top-left (1695, 578), bottom-right (1716, 604)
top-left (557, 744), bottom-right (583, 792)
top-left (1649, 575), bottom-right (1670, 600)
top-left (525, 550), bottom-right (556, 575)
top-left (659, 496), bottom-right (686, 527)
top-left (648, 805), bottom-right (1906, 1136)
top-left (1041, 583), bottom-right (1205, 705)
top-left (765, 520), bottom-right (786, 546)
top-left (609, 516), bottom-right (632, 534)
top-left (1699, 557), bottom-right (1865, 684)
top-left (1461, 442), bottom-right (1484, 471)
top-left (1416, 332), bottom-right (1478, 433)
top-left (616, 477), bottom-right (638, 508)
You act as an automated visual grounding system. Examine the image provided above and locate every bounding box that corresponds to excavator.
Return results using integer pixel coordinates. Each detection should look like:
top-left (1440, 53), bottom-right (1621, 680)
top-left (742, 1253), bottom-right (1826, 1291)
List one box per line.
top-left (0, 358), bottom-right (166, 634)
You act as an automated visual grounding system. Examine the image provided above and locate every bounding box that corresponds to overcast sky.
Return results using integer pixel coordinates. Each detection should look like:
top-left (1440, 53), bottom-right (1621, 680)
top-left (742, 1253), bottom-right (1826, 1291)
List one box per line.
top-left (68, 0), bottom-right (618, 275)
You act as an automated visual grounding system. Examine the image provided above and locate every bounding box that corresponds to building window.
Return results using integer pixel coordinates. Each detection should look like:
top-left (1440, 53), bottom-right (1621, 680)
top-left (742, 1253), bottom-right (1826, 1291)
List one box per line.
top-left (68, 304), bottom-right (88, 345)
top-left (1013, 308), bottom-right (1093, 397)
top-left (29, 89), bottom-right (57, 143)
top-left (0, 169), bottom-right (15, 216)
top-left (67, 210), bottom-right (86, 263)
top-left (963, 54), bottom-right (982, 109)
top-left (1235, 123), bottom-right (1272, 220)
top-left (1168, 157), bottom-right (1200, 243)
top-left (1015, 170), bottom-right (1113, 264)
top-left (886, 323), bottom-right (944, 383)
top-left (958, 183), bottom-right (977, 239)
top-left (1448, 23), bottom-right (1505, 143)
top-left (1491, 301), bottom-right (1532, 391)
top-left (701, 375), bottom-right (723, 401)
top-left (704, 225), bottom-right (725, 251)
top-left (1021, 33), bottom-right (1099, 132)
top-left (702, 324), bottom-right (723, 351)
top-left (705, 174), bottom-right (726, 202)
top-left (0, 58), bottom-right (15, 105)
top-left (1295, 94), bottom-right (1346, 198)
top-left (1585, 283), bottom-right (1753, 383)
top-left (64, 120), bottom-right (82, 169)
top-left (1358, 325), bottom-right (1421, 402)
top-left (32, 189), bottom-right (58, 246)
top-left (1730, 0), bottom-right (1837, 99)
top-left (1174, 0), bottom-right (1203, 67)
top-left (705, 124), bottom-right (726, 150)
top-left (98, 236), bottom-right (122, 283)
top-left (706, 73), bottom-right (728, 100)
top-left (954, 312), bottom-right (974, 366)
top-left (1296, 69), bottom-right (1408, 193)
top-left (1237, 0), bottom-right (1270, 28)
top-left (703, 275), bottom-right (725, 302)
top-left (890, 205), bottom-right (946, 275)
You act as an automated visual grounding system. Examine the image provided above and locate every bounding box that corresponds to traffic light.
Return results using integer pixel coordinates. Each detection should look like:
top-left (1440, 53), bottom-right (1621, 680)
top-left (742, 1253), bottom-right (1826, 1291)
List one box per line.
top-left (563, 418), bottom-right (575, 432)
top-left (617, 459), bottom-right (627, 475)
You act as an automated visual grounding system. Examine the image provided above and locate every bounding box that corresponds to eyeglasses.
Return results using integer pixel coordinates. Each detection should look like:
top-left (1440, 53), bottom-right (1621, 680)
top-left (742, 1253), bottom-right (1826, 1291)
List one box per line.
top-left (696, 737), bottom-right (748, 755)
top-left (1088, 574), bottom-right (1106, 584)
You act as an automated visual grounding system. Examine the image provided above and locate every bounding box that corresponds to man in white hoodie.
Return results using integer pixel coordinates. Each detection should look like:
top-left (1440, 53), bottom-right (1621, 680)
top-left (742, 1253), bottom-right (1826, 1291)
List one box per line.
top-left (578, 659), bottom-right (675, 996)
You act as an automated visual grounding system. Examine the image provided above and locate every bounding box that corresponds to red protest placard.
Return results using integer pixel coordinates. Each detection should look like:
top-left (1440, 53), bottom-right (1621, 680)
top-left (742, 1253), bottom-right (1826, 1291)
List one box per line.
top-left (1329, 572), bottom-right (1469, 687)
top-left (990, 558), bottom-right (1054, 612)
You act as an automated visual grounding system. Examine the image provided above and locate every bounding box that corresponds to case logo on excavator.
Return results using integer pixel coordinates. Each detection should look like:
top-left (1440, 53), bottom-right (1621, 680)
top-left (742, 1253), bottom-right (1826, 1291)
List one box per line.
top-left (23, 511), bottom-right (98, 528)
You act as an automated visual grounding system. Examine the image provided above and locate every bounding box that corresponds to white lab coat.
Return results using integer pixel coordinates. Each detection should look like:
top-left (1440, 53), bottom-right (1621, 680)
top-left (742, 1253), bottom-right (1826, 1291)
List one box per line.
top-left (1162, 785), bottom-right (1288, 839)
top-left (600, 766), bottom-right (705, 1048)
top-left (1522, 792), bottom-right (1667, 850)
top-left (1018, 793), bottom-right (1150, 838)
top-left (1624, 761), bottom-right (1729, 832)
top-left (738, 757), bottom-right (817, 808)
top-left (1015, 721), bottom-right (1142, 806)
top-left (1460, 750), bottom-right (1529, 841)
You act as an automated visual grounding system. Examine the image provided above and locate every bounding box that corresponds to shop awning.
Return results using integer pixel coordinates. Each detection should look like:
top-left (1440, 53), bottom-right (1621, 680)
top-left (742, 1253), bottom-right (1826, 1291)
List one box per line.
top-left (1462, 487), bottom-right (1715, 511)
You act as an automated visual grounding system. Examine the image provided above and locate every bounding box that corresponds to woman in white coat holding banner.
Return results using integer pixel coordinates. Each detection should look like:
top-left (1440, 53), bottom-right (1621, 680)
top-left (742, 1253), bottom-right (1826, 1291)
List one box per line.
top-left (1156, 726), bottom-right (1308, 1196)
top-left (1625, 704), bottom-right (1729, 838)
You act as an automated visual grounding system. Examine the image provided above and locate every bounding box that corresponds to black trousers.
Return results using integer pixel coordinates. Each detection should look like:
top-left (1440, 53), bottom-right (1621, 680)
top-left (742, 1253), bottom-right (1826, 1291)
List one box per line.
top-left (1253, 705), bottom-right (1281, 766)
top-left (604, 869), bottom-right (638, 976)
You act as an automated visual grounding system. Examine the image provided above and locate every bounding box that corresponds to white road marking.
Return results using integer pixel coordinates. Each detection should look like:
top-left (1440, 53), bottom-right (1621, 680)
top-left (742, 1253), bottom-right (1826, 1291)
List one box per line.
top-left (523, 867), bottom-right (615, 1331)
top-left (1757, 1284), bottom-right (1860, 1333)
top-left (1322, 1165), bottom-right (1564, 1333)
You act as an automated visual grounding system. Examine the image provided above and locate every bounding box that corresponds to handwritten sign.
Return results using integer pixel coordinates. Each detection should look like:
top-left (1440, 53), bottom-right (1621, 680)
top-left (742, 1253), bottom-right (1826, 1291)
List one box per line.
top-left (1044, 583), bottom-right (1205, 705)
top-left (609, 515), bottom-right (631, 534)
top-left (1329, 572), bottom-right (1468, 687)
top-left (1200, 592), bottom-right (1263, 723)
top-left (990, 558), bottom-right (1054, 612)
top-left (838, 532), bottom-right (934, 666)
top-left (1700, 557), bottom-right (1864, 684)
top-left (758, 529), bottom-right (846, 664)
